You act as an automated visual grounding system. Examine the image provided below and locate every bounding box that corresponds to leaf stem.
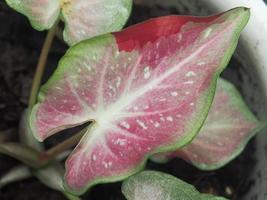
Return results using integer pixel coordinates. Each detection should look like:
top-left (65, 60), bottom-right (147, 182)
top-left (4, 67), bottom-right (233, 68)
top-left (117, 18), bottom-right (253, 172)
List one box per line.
top-left (0, 165), bottom-right (31, 189)
top-left (28, 22), bottom-right (58, 107)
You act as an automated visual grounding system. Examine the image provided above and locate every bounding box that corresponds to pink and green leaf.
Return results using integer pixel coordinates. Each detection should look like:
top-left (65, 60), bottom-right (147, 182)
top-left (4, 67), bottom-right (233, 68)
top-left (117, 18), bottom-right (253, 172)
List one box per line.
top-left (5, 0), bottom-right (132, 45)
top-left (5, 0), bottom-right (60, 30)
top-left (122, 171), bottom-right (228, 200)
top-left (61, 0), bottom-right (133, 45)
top-left (29, 8), bottom-right (250, 194)
top-left (152, 78), bottom-right (264, 169)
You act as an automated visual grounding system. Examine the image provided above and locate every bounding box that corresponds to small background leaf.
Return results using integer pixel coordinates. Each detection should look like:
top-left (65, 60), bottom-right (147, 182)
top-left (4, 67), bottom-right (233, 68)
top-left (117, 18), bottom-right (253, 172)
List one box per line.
top-left (122, 170), bottom-right (228, 200)
top-left (151, 79), bottom-right (265, 170)
top-left (5, 0), bottom-right (60, 30)
top-left (62, 0), bottom-right (133, 45)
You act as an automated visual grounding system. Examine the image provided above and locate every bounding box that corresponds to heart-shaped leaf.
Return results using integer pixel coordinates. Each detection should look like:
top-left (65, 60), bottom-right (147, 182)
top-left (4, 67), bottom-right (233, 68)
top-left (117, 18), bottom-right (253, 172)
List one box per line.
top-left (151, 79), bottom-right (264, 169)
top-left (30, 8), bottom-right (250, 194)
top-left (5, 0), bottom-right (132, 45)
top-left (122, 170), bottom-right (228, 200)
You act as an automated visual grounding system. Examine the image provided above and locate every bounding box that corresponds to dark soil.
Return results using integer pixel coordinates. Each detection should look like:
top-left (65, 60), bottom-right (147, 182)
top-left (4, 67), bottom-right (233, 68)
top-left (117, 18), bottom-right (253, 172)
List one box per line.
top-left (0, 2), bottom-right (258, 200)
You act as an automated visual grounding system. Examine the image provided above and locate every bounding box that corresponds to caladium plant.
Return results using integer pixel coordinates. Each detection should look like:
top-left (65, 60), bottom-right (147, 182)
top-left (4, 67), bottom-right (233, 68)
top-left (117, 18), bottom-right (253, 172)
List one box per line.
top-left (122, 171), bottom-right (228, 200)
top-left (29, 7), bottom-right (250, 195)
top-left (151, 78), bottom-right (264, 169)
top-left (5, 0), bottom-right (132, 45)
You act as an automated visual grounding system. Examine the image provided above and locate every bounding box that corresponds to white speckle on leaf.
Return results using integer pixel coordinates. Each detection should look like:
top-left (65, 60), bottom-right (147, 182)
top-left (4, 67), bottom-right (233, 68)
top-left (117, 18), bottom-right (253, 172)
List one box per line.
top-left (160, 117), bottom-right (165, 122)
top-left (116, 76), bottom-right (121, 88)
top-left (166, 116), bottom-right (173, 122)
top-left (84, 62), bottom-right (92, 71)
top-left (143, 67), bottom-right (151, 79)
top-left (203, 27), bottom-right (213, 38)
top-left (92, 154), bottom-right (97, 161)
top-left (134, 183), bottom-right (164, 200)
top-left (82, 161), bottom-right (87, 166)
top-left (154, 122), bottom-right (160, 128)
top-left (193, 154), bottom-right (198, 158)
top-left (63, 100), bottom-right (68, 103)
top-left (184, 80), bottom-right (194, 84)
top-left (144, 105), bottom-right (149, 109)
top-left (197, 61), bottom-right (206, 66)
top-left (177, 34), bottom-right (182, 42)
top-left (159, 98), bottom-right (166, 102)
top-left (109, 85), bottom-right (116, 92)
top-left (239, 132), bottom-right (245, 136)
top-left (185, 91), bottom-right (190, 95)
top-left (71, 105), bottom-right (77, 110)
top-left (102, 161), bottom-right (112, 168)
top-left (186, 71), bottom-right (196, 77)
top-left (136, 119), bottom-right (148, 130)
top-left (176, 114), bottom-right (182, 118)
top-left (133, 106), bottom-right (139, 111)
top-left (92, 55), bottom-right (97, 61)
top-left (78, 30), bottom-right (86, 36)
top-left (115, 138), bottom-right (127, 146)
top-left (217, 142), bottom-right (224, 147)
top-left (171, 91), bottom-right (178, 97)
top-left (115, 51), bottom-right (120, 58)
top-left (120, 121), bottom-right (130, 129)
top-left (55, 87), bottom-right (62, 90)
top-left (102, 161), bottom-right (108, 168)
top-left (190, 102), bottom-right (195, 106)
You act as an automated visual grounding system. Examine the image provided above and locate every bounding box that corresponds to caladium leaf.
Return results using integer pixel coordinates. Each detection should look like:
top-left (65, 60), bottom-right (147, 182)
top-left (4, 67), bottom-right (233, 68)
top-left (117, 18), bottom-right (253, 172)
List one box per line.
top-left (5, 0), bottom-right (60, 31)
top-left (61, 0), bottom-right (133, 45)
top-left (30, 8), bottom-right (250, 194)
top-left (5, 0), bottom-right (132, 45)
top-left (151, 79), bottom-right (264, 170)
top-left (122, 170), bottom-right (228, 200)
